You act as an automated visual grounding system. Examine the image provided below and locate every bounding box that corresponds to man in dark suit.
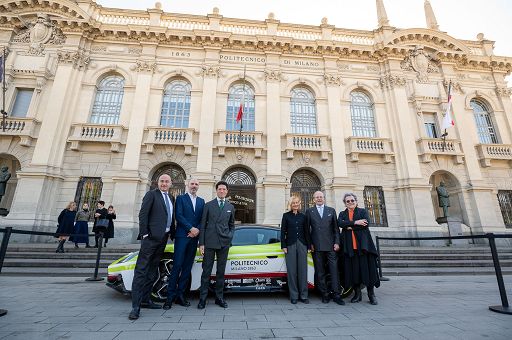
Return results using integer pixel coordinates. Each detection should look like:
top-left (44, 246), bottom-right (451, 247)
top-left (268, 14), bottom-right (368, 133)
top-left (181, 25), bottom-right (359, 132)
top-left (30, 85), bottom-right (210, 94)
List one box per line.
top-left (163, 178), bottom-right (205, 310)
top-left (197, 181), bottom-right (235, 309)
top-left (129, 174), bottom-right (176, 320)
top-left (306, 191), bottom-right (344, 305)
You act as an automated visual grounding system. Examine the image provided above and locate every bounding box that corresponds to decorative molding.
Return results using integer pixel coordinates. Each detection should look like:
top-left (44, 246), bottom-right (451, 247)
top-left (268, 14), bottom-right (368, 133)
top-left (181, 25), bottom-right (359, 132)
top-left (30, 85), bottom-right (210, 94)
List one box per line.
top-left (443, 80), bottom-right (465, 94)
top-left (495, 87), bottom-right (512, 97)
top-left (323, 73), bottom-right (344, 87)
top-left (57, 50), bottom-right (90, 70)
top-left (263, 69), bottom-right (283, 82)
top-left (11, 13), bottom-right (66, 56)
top-left (200, 64), bottom-right (221, 78)
top-left (130, 60), bottom-right (157, 73)
top-left (379, 74), bottom-right (407, 89)
top-left (235, 148), bottom-right (246, 162)
top-left (301, 152), bottom-right (312, 165)
top-left (400, 46), bottom-right (439, 83)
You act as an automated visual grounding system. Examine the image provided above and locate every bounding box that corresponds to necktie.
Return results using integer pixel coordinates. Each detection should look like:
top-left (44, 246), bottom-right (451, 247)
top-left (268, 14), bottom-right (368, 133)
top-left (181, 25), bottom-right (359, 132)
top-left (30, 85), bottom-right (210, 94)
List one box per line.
top-left (164, 192), bottom-right (172, 230)
top-left (219, 199), bottom-right (224, 210)
top-left (318, 206), bottom-right (323, 218)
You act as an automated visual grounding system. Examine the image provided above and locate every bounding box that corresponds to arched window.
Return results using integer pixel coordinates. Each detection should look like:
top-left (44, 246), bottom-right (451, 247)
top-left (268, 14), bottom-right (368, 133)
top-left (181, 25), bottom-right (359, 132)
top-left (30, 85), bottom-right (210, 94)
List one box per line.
top-left (350, 91), bottom-right (376, 137)
top-left (150, 164), bottom-right (187, 198)
top-left (470, 99), bottom-right (498, 144)
top-left (290, 87), bottom-right (317, 134)
top-left (226, 84), bottom-right (255, 131)
top-left (290, 169), bottom-right (321, 210)
top-left (160, 79), bottom-right (191, 128)
top-left (90, 75), bottom-right (124, 125)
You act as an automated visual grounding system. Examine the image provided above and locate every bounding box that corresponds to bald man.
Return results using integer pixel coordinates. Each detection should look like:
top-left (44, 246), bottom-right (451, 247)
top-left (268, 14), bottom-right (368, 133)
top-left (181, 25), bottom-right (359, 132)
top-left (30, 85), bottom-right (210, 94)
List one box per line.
top-left (129, 174), bottom-right (176, 320)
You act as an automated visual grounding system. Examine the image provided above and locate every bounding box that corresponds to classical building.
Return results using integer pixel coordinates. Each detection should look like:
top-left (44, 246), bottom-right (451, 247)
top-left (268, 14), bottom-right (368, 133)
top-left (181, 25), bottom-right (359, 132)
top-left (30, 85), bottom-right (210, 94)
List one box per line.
top-left (0, 0), bottom-right (511, 244)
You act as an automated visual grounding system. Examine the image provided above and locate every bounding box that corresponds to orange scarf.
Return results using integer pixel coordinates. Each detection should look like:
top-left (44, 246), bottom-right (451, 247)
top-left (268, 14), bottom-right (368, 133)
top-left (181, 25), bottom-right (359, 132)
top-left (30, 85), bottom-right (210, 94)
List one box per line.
top-left (348, 209), bottom-right (357, 250)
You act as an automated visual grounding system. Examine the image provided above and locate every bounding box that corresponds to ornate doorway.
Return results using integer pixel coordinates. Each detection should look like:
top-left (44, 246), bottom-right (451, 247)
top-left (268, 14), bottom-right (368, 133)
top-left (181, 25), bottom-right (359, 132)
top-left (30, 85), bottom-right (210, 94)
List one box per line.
top-left (150, 163), bottom-right (187, 198)
top-left (222, 167), bottom-right (256, 224)
top-left (290, 169), bottom-right (321, 211)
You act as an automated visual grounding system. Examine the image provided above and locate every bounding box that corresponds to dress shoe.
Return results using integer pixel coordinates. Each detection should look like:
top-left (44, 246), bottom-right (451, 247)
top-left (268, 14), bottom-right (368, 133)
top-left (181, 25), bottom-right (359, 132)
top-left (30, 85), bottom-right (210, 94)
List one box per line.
top-left (350, 288), bottom-right (362, 303)
top-left (368, 294), bottom-right (378, 305)
top-left (299, 298), bottom-right (310, 304)
top-left (197, 299), bottom-right (206, 309)
top-left (291, 299), bottom-right (298, 304)
top-left (175, 296), bottom-right (191, 307)
top-left (128, 308), bottom-right (140, 320)
top-left (140, 301), bottom-right (161, 309)
top-left (321, 295), bottom-right (330, 304)
top-left (85, 245), bottom-right (92, 248)
top-left (162, 301), bottom-right (172, 310)
top-left (74, 243), bottom-right (79, 248)
top-left (214, 298), bottom-right (228, 308)
top-left (333, 295), bottom-right (345, 305)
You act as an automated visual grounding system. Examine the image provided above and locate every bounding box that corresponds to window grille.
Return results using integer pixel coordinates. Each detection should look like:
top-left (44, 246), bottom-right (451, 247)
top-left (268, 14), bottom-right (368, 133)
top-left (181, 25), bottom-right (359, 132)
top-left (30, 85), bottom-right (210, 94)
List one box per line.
top-left (160, 80), bottom-right (191, 128)
top-left (363, 186), bottom-right (388, 227)
top-left (350, 91), bottom-right (376, 137)
top-left (74, 177), bottom-right (103, 222)
top-left (150, 164), bottom-right (186, 198)
top-left (90, 76), bottom-right (125, 125)
top-left (290, 87), bottom-right (317, 134)
top-left (290, 169), bottom-right (321, 210)
top-left (497, 190), bottom-right (512, 228)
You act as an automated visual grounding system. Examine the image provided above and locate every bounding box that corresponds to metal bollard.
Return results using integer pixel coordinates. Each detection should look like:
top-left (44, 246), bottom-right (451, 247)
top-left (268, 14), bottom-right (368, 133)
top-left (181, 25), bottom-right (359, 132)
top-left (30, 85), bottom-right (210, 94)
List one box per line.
top-left (0, 227), bottom-right (13, 274)
top-left (487, 233), bottom-right (511, 314)
top-left (86, 231), bottom-right (105, 282)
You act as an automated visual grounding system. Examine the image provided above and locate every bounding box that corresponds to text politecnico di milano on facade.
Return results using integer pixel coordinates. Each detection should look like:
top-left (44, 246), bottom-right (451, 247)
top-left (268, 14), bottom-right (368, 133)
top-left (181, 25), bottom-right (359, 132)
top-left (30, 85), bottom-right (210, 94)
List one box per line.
top-left (0, 0), bottom-right (511, 244)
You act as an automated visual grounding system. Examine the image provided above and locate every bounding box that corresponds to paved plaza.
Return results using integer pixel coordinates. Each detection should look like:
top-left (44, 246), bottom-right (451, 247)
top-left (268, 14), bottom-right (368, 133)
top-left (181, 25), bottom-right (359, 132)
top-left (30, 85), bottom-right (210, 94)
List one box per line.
top-left (0, 275), bottom-right (510, 339)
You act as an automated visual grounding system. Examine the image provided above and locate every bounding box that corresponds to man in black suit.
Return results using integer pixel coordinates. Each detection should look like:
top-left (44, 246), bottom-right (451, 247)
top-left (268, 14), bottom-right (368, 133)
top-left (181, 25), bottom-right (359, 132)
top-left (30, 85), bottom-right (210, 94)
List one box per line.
top-left (197, 181), bottom-right (235, 309)
top-left (306, 191), bottom-right (344, 305)
top-left (129, 174), bottom-right (175, 320)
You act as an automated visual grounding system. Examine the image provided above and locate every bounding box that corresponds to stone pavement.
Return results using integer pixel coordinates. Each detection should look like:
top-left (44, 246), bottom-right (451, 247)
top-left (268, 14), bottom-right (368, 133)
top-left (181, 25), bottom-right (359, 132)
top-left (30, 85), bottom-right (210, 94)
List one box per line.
top-left (0, 275), bottom-right (510, 339)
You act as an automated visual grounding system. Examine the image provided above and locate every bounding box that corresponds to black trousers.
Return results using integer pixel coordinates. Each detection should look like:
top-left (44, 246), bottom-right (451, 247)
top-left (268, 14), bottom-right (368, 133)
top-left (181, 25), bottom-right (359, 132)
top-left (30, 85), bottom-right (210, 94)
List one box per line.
top-left (131, 235), bottom-right (167, 309)
top-left (199, 246), bottom-right (229, 301)
top-left (312, 250), bottom-right (340, 296)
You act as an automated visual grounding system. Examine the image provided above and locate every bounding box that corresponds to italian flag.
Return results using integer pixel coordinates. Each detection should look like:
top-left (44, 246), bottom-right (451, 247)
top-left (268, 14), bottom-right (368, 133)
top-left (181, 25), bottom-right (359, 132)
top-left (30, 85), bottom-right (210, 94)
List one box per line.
top-left (441, 82), bottom-right (454, 130)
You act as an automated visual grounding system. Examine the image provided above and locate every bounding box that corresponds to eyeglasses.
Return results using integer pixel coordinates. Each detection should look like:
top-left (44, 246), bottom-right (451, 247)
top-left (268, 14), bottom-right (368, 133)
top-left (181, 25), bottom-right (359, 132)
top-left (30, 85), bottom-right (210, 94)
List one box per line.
top-left (345, 199), bottom-right (355, 203)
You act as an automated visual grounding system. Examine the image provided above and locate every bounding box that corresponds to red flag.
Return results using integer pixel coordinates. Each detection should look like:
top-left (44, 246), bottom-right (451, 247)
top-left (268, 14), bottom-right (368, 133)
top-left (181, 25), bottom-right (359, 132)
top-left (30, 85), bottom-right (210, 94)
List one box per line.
top-left (236, 99), bottom-right (244, 123)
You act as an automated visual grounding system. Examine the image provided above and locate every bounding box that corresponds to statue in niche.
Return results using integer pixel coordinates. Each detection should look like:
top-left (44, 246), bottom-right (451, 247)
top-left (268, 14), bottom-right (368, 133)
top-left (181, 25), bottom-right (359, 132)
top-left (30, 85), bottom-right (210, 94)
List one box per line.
top-left (436, 181), bottom-right (450, 217)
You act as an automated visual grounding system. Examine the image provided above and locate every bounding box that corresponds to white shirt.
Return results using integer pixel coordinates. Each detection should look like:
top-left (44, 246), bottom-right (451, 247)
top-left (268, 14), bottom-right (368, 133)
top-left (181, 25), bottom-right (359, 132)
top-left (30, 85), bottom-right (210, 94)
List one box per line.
top-left (161, 191), bottom-right (174, 232)
top-left (187, 192), bottom-right (197, 211)
top-left (217, 197), bottom-right (226, 206)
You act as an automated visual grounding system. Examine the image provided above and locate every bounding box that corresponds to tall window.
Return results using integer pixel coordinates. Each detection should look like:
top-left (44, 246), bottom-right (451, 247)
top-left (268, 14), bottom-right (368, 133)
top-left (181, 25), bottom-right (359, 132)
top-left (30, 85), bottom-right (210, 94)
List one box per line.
top-left (423, 113), bottom-right (439, 138)
top-left (226, 84), bottom-right (255, 131)
top-left (160, 80), bottom-right (191, 128)
top-left (497, 190), bottom-right (512, 228)
top-left (350, 91), bottom-right (376, 137)
top-left (11, 88), bottom-right (34, 118)
top-left (363, 186), bottom-right (388, 227)
top-left (74, 177), bottom-right (103, 222)
top-left (470, 99), bottom-right (498, 144)
top-left (290, 169), bottom-right (321, 211)
top-left (290, 87), bottom-right (317, 134)
top-left (90, 75), bottom-right (125, 125)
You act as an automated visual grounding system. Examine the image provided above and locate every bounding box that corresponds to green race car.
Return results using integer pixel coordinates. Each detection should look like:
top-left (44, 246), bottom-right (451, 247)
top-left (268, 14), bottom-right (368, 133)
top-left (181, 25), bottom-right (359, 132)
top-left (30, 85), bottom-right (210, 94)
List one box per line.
top-left (107, 225), bottom-right (352, 300)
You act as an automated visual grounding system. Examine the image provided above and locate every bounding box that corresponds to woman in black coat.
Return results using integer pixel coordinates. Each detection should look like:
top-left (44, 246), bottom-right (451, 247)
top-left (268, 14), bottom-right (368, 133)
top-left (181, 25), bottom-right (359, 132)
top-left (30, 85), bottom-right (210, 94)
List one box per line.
top-left (56, 201), bottom-right (77, 253)
top-left (104, 205), bottom-right (116, 247)
top-left (281, 196), bottom-right (311, 304)
top-left (93, 200), bottom-right (108, 248)
top-left (337, 193), bottom-right (380, 305)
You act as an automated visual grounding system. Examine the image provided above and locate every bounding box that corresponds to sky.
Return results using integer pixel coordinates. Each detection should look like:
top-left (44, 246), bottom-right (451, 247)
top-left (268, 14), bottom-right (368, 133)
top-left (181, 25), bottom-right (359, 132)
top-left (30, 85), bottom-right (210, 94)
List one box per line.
top-left (96, 0), bottom-right (512, 84)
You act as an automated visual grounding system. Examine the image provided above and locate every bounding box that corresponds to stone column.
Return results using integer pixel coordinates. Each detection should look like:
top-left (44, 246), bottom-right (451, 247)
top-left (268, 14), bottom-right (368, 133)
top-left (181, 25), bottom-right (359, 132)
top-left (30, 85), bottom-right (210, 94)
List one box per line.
top-left (262, 54), bottom-right (286, 225)
top-left (111, 55), bottom-right (156, 241)
top-left (380, 68), bottom-right (437, 231)
top-left (5, 50), bottom-right (88, 231)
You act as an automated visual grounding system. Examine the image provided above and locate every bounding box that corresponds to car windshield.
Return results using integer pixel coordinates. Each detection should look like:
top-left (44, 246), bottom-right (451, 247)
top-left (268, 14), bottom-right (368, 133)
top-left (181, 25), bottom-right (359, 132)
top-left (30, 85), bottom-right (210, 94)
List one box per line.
top-left (232, 227), bottom-right (281, 246)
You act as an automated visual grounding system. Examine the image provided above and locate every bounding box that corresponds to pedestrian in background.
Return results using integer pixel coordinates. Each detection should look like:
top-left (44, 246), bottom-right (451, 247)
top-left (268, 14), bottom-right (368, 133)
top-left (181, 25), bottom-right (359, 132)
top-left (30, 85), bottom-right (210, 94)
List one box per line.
top-left (93, 200), bottom-right (108, 248)
top-left (281, 196), bottom-right (311, 304)
top-left (56, 202), bottom-right (77, 253)
top-left (70, 203), bottom-right (91, 248)
top-left (338, 193), bottom-right (380, 305)
top-left (104, 205), bottom-right (116, 247)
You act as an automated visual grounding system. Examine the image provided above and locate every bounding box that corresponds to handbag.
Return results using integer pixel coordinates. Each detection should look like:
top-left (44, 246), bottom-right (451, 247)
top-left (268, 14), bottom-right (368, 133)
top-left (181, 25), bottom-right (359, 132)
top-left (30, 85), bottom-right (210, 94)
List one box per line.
top-left (96, 218), bottom-right (109, 229)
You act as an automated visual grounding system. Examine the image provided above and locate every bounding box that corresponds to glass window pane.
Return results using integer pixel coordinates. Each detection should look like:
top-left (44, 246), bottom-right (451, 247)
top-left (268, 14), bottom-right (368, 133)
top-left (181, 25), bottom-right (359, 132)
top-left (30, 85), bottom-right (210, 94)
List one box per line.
top-left (290, 87), bottom-right (317, 134)
top-left (160, 80), bottom-right (191, 129)
top-left (470, 99), bottom-right (498, 144)
top-left (226, 84), bottom-right (255, 132)
top-left (350, 91), bottom-right (376, 137)
top-left (11, 89), bottom-right (34, 118)
top-left (90, 76), bottom-right (125, 125)
top-left (363, 186), bottom-right (388, 227)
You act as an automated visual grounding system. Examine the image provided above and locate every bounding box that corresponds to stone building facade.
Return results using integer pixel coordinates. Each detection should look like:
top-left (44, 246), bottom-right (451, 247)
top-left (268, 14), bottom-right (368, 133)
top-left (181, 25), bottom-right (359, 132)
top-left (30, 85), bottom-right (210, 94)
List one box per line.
top-left (0, 0), bottom-right (511, 244)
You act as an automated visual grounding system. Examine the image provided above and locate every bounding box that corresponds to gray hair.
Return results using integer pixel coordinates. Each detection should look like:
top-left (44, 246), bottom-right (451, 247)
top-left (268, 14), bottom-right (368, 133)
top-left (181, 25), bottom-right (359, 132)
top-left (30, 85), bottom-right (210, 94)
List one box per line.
top-left (343, 193), bottom-right (358, 203)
